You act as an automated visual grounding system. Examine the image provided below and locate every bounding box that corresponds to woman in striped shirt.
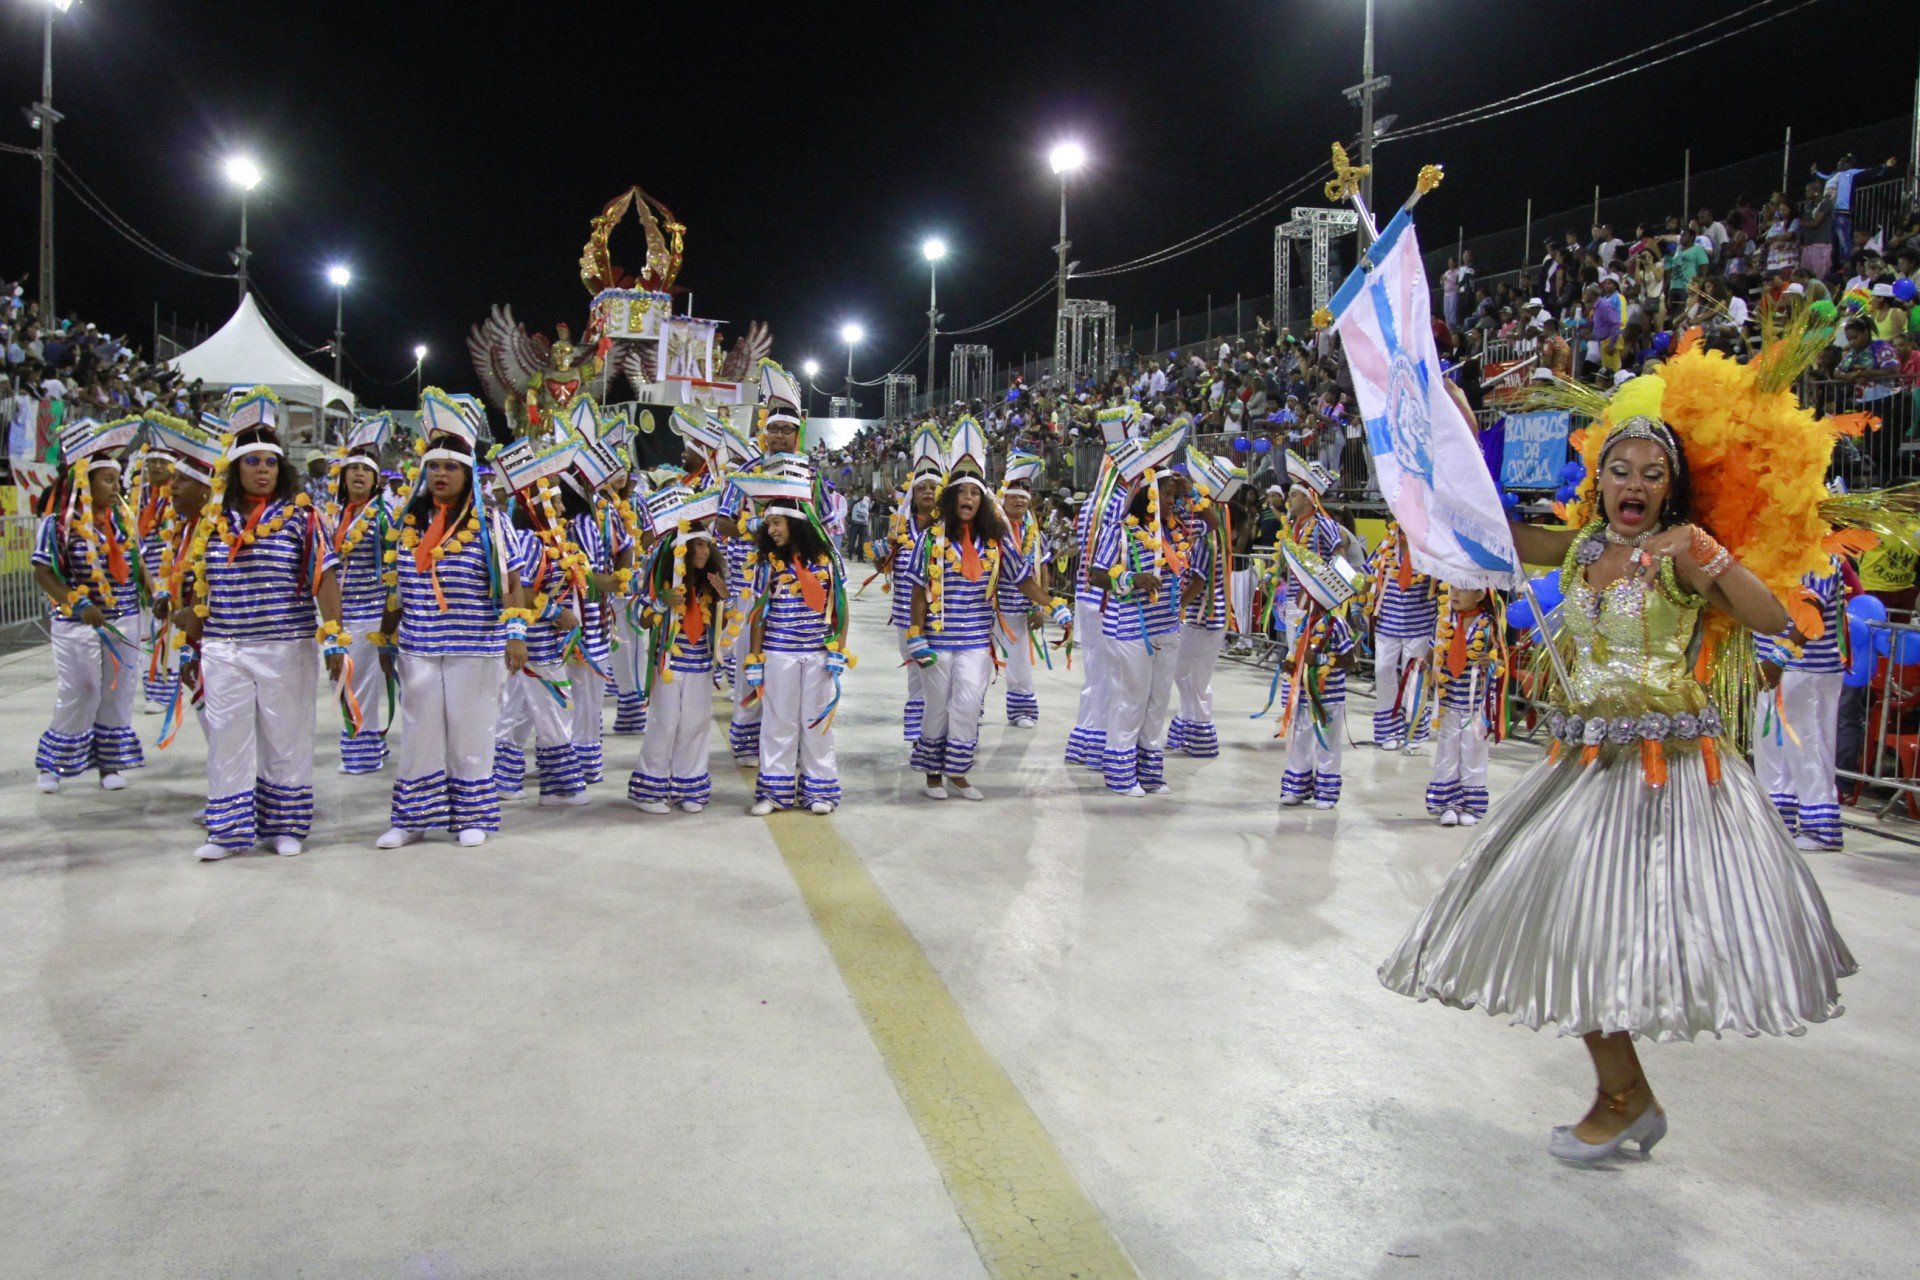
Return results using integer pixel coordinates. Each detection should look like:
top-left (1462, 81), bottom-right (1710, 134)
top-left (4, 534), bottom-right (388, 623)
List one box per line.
top-left (178, 395), bottom-right (343, 860)
top-left (32, 420), bottom-right (149, 793)
top-left (1089, 471), bottom-right (1186, 796)
top-left (328, 426), bottom-right (394, 775)
top-left (744, 503), bottom-right (847, 815)
top-left (629, 521), bottom-right (726, 814)
top-left (903, 473), bottom-right (1064, 801)
top-left (376, 403), bottom-right (524, 849)
top-left (886, 472), bottom-right (940, 746)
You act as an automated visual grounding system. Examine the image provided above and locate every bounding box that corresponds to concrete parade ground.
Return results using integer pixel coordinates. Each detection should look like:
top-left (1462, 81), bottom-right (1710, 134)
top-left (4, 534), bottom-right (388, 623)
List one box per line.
top-left (1, 592), bottom-right (1914, 1279)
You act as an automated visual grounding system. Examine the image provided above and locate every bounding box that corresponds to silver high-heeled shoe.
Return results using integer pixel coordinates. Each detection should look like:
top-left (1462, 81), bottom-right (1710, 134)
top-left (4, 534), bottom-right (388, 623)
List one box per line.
top-left (1549, 1098), bottom-right (1668, 1163)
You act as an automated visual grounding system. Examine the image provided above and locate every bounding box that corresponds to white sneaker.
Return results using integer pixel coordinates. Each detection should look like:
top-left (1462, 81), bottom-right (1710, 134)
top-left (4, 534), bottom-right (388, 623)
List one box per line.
top-left (1458, 813), bottom-right (1479, 827)
top-left (1439, 809), bottom-right (1459, 827)
top-left (1119, 785), bottom-right (1147, 798)
top-left (732, 753), bottom-right (757, 767)
top-left (1792, 834), bottom-right (1824, 852)
top-left (633, 800), bottom-right (671, 815)
top-left (538, 792), bottom-right (591, 807)
top-left (952, 785), bottom-right (985, 801)
top-left (272, 836), bottom-right (303, 856)
top-left (1403, 744), bottom-right (1424, 757)
top-left (1279, 794), bottom-right (1303, 807)
top-left (99, 772), bottom-right (127, 791)
top-left (1145, 782), bottom-right (1171, 794)
top-left (1313, 800), bottom-right (1336, 811)
top-left (748, 798), bottom-right (776, 816)
top-left (1013, 716), bottom-right (1037, 729)
top-left (35, 772), bottom-right (59, 794)
top-left (809, 801), bottom-right (835, 815)
top-left (194, 843), bottom-right (232, 861)
top-left (191, 807), bottom-right (207, 825)
top-left (143, 700), bottom-right (164, 716)
top-left (1378, 739), bottom-right (1404, 752)
top-left (498, 786), bottom-right (524, 798)
top-left (922, 784), bottom-right (948, 800)
top-left (376, 828), bottom-right (423, 849)
top-left (457, 828), bottom-right (488, 848)
top-left (679, 801), bottom-right (705, 814)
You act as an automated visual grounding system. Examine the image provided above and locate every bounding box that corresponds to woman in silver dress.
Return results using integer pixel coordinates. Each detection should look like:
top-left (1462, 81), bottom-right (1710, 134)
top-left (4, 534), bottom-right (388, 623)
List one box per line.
top-left (1381, 368), bottom-right (1857, 1163)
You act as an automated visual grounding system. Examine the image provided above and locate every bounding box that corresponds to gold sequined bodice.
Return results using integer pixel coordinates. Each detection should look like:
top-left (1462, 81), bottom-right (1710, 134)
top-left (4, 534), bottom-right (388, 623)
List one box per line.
top-left (1555, 558), bottom-right (1708, 720)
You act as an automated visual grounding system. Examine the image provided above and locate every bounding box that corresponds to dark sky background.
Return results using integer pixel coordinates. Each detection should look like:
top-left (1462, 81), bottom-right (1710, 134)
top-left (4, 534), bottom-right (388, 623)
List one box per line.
top-left (2, 0), bottom-right (1915, 409)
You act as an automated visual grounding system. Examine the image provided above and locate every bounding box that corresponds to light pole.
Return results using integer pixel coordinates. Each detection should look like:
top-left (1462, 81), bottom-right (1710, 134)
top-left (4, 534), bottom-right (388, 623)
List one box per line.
top-left (801, 358), bottom-right (821, 417)
top-left (1342, 0), bottom-right (1390, 239)
top-left (1048, 141), bottom-right (1085, 387)
top-left (225, 156), bottom-right (262, 301)
top-left (413, 344), bottom-right (428, 400)
top-left (839, 322), bottom-right (864, 416)
top-left (327, 264), bottom-right (350, 388)
top-left (30, 0), bottom-right (72, 321)
top-left (922, 237), bottom-right (946, 412)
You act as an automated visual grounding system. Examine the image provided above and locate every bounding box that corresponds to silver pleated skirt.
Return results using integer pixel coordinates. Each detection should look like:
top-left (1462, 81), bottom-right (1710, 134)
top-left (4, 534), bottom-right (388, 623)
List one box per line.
top-left (1379, 745), bottom-right (1856, 1043)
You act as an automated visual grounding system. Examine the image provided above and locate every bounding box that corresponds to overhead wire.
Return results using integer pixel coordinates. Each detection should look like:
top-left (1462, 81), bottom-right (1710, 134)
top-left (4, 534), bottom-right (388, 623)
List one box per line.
top-left (1074, 159), bottom-right (1334, 280)
top-left (1380, 0), bottom-right (1829, 143)
top-left (54, 157), bottom-right (238, 280)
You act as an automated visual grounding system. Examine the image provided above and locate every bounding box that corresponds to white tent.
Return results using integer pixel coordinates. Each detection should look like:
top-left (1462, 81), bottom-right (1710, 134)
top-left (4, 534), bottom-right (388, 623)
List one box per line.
top-left (166, 293), bottom-right (354, 442)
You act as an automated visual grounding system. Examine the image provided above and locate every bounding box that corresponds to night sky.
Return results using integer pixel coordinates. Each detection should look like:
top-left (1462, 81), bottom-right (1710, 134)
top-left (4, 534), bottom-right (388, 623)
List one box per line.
top-left (2, 0), bottom-right (1914, 409)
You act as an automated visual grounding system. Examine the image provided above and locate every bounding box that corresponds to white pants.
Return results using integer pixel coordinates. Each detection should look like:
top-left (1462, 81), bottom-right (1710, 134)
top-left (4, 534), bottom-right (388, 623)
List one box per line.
top-left (201, 637), bottom-right (318, 848)
top-left (1425, 703), bottom-right (1490, 816)
top-left (1000, 612), bottom-right (1038, 723)
top-left (896, 625), bottom-right (926, 743)
top-left (1103, 637), bottom-right (1179, 791)
top-left (914, 646), bottom-right (992, 778)
top-left (757, 650), bottom-right (839, 808)
top-left (1372, 633), bottom-right (1431, 745)
top-left (629, 663), bottom-right (714, 806)
top-left (1280, 697), bottom-right (1345, 806)
top-left (1169, 624), bottom-right (1226, 757)
top-left (1754, 669), bottom-right (1843, 849)
top-left (1230, 569), bottom-right (1255, 640)
top-left (391, 653), bottom-right (503, 833)
top-left (610, 601), bottom-right (649, 733)
top-left (728, 620), bottom-right (762, 759)
top-left (1067, 599), bottom-right (1111, 767)
top-left (518, 661), bottom-right (585, 797)
top-left (569, 658), bottom-right (606, 782)
top-left (35, 618), bottom-right (144, 777)
top-left (339, 628), bottom-right (388, 773)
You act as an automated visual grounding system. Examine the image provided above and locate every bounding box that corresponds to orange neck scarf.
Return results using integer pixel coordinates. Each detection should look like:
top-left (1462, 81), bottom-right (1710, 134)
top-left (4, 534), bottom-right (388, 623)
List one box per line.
top-left (957, 523), bottom-right (984, 582)
top-left (413, 501), bottom-right (454, 573)
top-left (94, 507), bottom-right (128, 582)
top-left (682, 594), bottom-right (707, 644)
top-left (791, 556), bottom-right (828, 614)
top-left (1446, 606), bottom-right (1482, 677)
top-left (228, 495), bottom-right (270, 564)
top-left (334, 500), bottom-right (367, 553)
top-left (1395, 533), bottom-right (1413, 591)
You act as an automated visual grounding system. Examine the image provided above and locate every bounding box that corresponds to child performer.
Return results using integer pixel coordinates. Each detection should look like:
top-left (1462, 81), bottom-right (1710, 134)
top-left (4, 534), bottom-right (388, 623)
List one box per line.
top-left (887, 426), bottom-right (945, 745)
top-left (1755, 560), bottom-right (1846, 851)
top-left (1424, 584), bottom-right (1507, 827)
top-left (142, 410), bottom-right (225, 748)
top-left (737, 459), bottom-right (851, 815)
top-left (327, 413), bottom-right (396, 774)
top-left (132, 444), bottom-right (176, 714)
top-left (32, 416), bottom-right (149, 793)
top-left (628, 486), bottom-right (727, 814)
top-left (1368, 519), bottom-right (1439, 752)
top-left (1275, 536), bottom-right (1360, 809)
top-left (997, 450), bottom-right (1048, 728)
top-left (1169, 448), bottom-right (1245, 758)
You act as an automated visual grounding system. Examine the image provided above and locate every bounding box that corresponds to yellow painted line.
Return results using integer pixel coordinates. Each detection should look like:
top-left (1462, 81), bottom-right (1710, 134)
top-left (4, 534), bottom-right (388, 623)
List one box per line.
top-left (758, 806), bottom-right (1140, 1280)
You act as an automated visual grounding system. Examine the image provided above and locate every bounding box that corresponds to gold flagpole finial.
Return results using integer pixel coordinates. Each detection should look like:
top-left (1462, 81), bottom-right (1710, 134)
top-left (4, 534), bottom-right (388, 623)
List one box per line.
top-left (1325, 142), bottom-right (1369, 203)
top-left (1415, 165), bottom-right (1445, 195)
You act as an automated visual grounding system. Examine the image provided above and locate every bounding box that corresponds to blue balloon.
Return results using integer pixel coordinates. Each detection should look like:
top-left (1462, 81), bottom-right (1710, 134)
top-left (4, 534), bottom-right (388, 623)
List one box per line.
top-left (1897, 278), bottom-right (1918, 304)
top-left (1502, 490), bottom-right (1520, 509)
top-left (1509, 572), bottom-right (1562, 638)
top-left (1850, 592), bottom-right (1887, 625)
top-left (1507, 596), bottom-right (1534, 630)
top-left (1252, 437), bottom-right (1272, 454)
top-left (1560, 461), bottom-right (1585, 483)
top-left (1845, 614), bottom-right (1877, 688)
top-left (1232, 435), bottom-right (1250, 452)
top-left (1650, 331), bottom-right (1673, 355)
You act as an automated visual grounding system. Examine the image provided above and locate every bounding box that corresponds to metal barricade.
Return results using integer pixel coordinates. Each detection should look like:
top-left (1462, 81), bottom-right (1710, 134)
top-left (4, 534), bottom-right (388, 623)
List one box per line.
top-left (0, 513), bottom-right (50, 650)
top-left (1838, 617), bottom-right (1920, 839)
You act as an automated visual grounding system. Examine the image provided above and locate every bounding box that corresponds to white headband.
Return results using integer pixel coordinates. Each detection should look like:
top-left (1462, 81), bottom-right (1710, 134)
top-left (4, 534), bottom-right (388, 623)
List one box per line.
top-left (421, 448), bottom-right (474, 468)
top-left (229, 441), bottom-right (284, 461)
top-left (340, 455), bottom-right (379, 472)
top-left (764, 410), bottom-right (802, 429)
top-left (946, 475), bottom-right (992, 495)
top-left (86, 458), bottom-right (122, 474)
top-left (174, 461), bottom-right (213, 485)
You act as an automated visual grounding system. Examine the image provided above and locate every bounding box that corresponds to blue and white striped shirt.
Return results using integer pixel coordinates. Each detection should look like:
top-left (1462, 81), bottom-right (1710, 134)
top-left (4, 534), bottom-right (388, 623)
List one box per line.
top-left (395, 506), bottom-right (506, 657)
top-left (508, 526), bottom-right (568, 666)
top-left (757, 555), bottom-right (837, 653)
top-left (1183, 518), bottom-right (1229, 632)
top-left (1089, 518), bottom-right (1180, 643)
top-left (33, 513), bottom-right (141, 621)
top-left (900, 528), bottom-right (1031, 653)
top-left (330, 502), bottom-right (390, 627)
top-left (889, 516), bottom-right (933, 627)
top-left (1758, 566), bottom-right (1844, 673)
top-left (200, 500), bottom-right (336, 642)
top-left (1370, 537), bottom-right (1438, 640)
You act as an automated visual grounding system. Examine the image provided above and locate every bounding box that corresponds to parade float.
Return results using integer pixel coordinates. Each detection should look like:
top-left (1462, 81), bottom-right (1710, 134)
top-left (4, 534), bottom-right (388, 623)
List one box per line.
top-left (466, 184), bottom-right (773, 464)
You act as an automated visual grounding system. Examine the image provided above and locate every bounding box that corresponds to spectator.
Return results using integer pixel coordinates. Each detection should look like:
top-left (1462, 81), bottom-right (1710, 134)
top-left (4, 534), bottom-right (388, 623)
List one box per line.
top-left (1814, 154), bottom-right (1902, 259)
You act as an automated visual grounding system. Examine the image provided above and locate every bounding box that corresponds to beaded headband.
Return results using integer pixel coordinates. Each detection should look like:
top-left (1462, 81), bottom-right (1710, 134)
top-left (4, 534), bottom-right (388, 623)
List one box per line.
top-left (1601, 415), bottom-right (1680, 468)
